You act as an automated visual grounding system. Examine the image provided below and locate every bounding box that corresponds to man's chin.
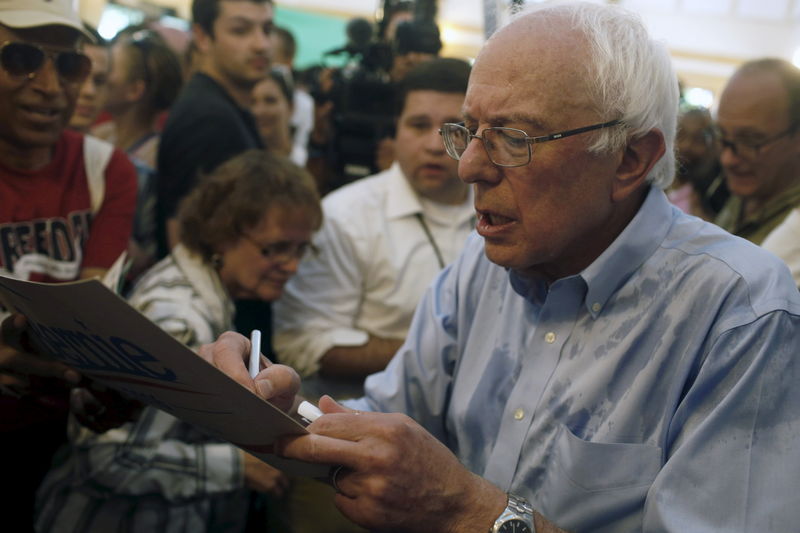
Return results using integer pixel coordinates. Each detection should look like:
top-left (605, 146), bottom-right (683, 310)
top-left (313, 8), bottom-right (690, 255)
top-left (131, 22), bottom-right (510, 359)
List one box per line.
top-left (9, 127), bottom-right (64, 150)
top-left (412, 177), bottom-right (466, 204)
top-left (725, 178), bottom-right (760, 199)
top-left (482, 242), bottom-right (519, 269)
top-left (233, 69), bottom-right (271, 89)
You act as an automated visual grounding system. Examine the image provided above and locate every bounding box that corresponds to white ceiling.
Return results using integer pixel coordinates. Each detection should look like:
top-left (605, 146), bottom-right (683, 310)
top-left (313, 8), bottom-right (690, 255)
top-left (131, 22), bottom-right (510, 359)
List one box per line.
top-left (275, 0), bottom-right (800, 60)
top-left (85, 0), bottom-right (800, 94)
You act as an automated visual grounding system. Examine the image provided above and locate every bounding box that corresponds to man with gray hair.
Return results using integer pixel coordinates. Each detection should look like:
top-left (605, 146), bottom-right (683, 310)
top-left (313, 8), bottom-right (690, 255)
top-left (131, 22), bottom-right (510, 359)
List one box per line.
top-left (205, 2), bottom-right (800, 531)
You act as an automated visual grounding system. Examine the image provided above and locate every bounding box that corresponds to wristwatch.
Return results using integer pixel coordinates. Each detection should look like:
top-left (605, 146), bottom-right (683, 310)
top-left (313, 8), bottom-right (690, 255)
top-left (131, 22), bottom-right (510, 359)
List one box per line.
top-left (490, 493), bottom-right (535, 533)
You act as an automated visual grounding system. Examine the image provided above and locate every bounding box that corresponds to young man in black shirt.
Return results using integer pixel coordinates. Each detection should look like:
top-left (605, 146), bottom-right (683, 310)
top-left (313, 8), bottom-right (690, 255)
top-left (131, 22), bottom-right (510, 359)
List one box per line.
top-left (156, 0), bottom-right (274, 342)
top-left (157, 0), bottom-right (273, 257)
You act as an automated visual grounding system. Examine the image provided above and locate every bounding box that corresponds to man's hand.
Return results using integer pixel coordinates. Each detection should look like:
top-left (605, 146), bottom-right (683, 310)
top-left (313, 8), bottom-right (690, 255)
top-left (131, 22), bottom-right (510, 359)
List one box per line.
top-left (197, 331), bottom-right (301, 412)
top-left (0, 314), bottom-right (81, 398)
top-left (275, 396), bottom-right (507, 533)
top-left (243, 452), bottom-right (290, 497)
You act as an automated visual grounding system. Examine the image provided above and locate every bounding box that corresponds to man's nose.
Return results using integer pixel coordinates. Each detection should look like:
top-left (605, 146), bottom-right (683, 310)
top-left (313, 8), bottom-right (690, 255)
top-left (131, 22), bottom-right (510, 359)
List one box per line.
top-left (719, 141), bottom-right (743, 169)
top-left (425, 127), bottom-right (446, 152)
top-left (254, 29), bottom-right (272, 54)
top-left (28, 57), bottom-right (62, 94)
top-left (458, 135), bottom-right (499, 184)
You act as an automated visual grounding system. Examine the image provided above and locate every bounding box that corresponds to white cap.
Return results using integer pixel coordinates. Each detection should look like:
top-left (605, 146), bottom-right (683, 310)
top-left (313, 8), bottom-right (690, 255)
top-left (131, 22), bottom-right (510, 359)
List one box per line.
top-left (0, 0), bottom-right (94, 41)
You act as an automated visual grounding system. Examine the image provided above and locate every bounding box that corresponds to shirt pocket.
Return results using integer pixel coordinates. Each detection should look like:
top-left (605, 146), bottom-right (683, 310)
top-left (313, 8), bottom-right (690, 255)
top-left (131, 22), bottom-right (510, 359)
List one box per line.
top-left (552, 423), bottom-right (662, 491)
top-left (541, 423), bottom-right (662, 531)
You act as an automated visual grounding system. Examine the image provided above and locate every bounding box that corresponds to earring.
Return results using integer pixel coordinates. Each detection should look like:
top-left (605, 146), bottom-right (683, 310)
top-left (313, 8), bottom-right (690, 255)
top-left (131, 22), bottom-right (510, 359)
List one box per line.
top-left (211, 253), bottom-right (223, 269)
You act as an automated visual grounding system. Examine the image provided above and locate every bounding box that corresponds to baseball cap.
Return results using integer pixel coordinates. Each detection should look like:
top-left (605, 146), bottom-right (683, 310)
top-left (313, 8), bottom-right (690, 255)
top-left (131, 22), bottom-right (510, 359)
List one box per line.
top-left (0, 0), bottom-right (94, 41)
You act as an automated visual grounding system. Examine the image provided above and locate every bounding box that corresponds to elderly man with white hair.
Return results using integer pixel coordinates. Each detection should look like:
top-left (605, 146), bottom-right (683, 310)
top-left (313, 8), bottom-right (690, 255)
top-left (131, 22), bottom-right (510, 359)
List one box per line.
top-left (203, 2), bottom-right (800, 532)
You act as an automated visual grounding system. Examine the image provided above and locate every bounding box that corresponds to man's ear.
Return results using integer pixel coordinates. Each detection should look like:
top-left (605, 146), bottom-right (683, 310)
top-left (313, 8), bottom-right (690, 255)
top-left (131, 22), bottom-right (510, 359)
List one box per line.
top-left (613, 129), bottom-right (666, 202)
top-left (192, 23), bottom-right (212, 55)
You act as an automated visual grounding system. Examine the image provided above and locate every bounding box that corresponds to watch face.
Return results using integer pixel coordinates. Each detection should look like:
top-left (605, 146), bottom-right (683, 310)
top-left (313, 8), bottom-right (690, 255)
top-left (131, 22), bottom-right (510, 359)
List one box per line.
top-left (498, 519), bottom-right (532, 533)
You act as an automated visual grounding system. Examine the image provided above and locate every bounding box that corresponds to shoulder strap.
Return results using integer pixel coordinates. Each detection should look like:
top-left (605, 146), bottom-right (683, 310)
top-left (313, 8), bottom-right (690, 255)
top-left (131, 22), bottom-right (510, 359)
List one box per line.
top-left (82, 134), bottom-right (114, 215)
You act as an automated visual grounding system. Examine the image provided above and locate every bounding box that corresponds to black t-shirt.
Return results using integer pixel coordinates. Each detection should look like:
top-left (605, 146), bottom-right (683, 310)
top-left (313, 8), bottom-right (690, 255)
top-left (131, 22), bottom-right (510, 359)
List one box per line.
top-left (156, 72), bottom-right (263, 259)
top-left (155, 73), bottom-right (272, 353)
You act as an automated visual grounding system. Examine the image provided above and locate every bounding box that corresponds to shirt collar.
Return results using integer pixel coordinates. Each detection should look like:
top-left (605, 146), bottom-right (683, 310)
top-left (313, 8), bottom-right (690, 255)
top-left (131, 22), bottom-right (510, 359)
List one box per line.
top-left (192, 72), bottom-right (263, 148)
top-left (581, 186), bottom-right (673, 317)
top-left (385, 162), bottom-right (425, 220)
top-left (171, 243), bottom-right (235, 328)
top-left (507, 186), bottom-right (673, 316)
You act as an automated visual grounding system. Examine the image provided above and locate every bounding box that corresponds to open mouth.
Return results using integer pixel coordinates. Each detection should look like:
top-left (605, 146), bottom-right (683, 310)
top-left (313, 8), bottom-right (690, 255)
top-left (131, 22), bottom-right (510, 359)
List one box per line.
top-left (484, 212), bottom-right (514, 225)
top-left (478, 209), bottom-right (516, 226)
top-left (475, 209), bottom-right (517, 236)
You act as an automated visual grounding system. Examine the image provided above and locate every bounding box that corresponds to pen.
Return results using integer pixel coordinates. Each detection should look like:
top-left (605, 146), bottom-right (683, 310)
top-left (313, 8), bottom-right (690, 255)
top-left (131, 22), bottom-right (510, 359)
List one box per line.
top-left (249, 329), bottom-right (261, 379)
top-left (247, 329), bottom-right (322, 424)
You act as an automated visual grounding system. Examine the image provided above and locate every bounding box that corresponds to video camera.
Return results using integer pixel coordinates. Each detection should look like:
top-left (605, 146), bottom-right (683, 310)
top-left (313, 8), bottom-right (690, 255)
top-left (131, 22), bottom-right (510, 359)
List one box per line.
top-left (313, 0), bottom-right (441, 186)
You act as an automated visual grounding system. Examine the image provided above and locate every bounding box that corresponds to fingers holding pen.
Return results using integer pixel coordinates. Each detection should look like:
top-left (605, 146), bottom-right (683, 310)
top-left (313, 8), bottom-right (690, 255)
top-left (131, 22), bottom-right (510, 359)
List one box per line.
top-left (197, 331), bottom-right (253, 389)
top-left (196, 330), bottom-right (301, 412)
top-left (252, 363), bottom-right (300, 411)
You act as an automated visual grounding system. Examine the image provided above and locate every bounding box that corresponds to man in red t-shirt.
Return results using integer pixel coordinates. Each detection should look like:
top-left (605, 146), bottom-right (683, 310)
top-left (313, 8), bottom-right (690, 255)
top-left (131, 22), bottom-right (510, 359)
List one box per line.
top-left (0, 1), bottom-right (137, 529)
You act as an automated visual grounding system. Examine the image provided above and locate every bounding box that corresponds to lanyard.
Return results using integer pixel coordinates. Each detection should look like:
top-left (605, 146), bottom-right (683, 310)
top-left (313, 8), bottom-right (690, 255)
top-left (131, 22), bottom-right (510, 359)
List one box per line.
top-left (415, 213), bottom-right (445, 269)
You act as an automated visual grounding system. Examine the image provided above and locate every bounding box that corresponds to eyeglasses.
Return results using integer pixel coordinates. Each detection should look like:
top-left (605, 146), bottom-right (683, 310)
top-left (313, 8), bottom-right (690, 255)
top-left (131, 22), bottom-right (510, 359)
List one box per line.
top-left (0, 41), bottom-right (91, 84)
top-left (716, 125), bottom-right (797, 159)
top-left (439, 119), bottom-right (622, 168)
top-left (241, 234), bottom-right (317, 264)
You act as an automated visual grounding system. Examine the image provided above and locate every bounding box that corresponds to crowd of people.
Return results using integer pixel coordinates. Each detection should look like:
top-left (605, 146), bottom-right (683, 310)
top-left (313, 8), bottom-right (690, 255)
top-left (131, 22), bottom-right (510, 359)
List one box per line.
top-left (0, 0), bottom-right (798, 532)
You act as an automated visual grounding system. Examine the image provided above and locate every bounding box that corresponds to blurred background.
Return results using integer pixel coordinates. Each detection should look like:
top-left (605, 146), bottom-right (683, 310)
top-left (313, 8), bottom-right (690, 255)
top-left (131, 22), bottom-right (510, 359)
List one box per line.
top-left (73, 0), bottom-right (800, 107)
top-left (76, 0), bottom-right (800, 111)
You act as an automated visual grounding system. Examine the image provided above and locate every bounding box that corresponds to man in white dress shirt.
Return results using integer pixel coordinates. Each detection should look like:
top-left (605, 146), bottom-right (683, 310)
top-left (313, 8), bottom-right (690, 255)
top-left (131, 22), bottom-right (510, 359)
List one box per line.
top-left (763, 207), bottom-right (800, 287)
top-left (274, 57), bottom-right (473, 399)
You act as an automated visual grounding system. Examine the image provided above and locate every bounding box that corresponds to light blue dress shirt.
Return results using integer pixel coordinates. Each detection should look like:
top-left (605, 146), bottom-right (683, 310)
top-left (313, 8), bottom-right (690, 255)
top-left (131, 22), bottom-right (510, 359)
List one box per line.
top-left (347, 187), bottom-right (800, 532)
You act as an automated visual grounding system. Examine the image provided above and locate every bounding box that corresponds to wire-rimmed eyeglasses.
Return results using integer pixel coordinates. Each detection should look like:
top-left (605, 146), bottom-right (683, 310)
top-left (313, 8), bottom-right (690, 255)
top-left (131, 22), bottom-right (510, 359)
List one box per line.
top-left (439, 119), bottom-right (623, 168)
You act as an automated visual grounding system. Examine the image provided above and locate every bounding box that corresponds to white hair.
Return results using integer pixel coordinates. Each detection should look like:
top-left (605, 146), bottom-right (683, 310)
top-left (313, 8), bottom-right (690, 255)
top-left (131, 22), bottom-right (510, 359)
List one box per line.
top-left (505, 1), bottom-right (678, 189)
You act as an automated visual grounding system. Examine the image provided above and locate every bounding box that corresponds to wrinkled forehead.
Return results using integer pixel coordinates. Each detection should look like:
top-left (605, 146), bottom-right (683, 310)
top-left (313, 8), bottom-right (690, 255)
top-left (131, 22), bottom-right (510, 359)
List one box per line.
top-left (0, 23), bottom-right (84, 49)
top-left (465, 17), bottom-right (596, 126)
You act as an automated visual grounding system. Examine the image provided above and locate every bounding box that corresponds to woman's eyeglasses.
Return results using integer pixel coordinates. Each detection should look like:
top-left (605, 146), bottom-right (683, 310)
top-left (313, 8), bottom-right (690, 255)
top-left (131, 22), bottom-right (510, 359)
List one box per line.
top-left (241, 234), bottom-right (317, 264)
top-left (0, 41), bottom-right (91, 84)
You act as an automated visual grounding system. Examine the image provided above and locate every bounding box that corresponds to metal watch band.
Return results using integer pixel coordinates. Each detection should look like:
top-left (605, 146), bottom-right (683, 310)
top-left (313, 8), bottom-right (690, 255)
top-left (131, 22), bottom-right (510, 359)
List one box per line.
top-left (489, 493), bottom-right (535, 533)
top-left (507, 493), bottom-right (534, 518)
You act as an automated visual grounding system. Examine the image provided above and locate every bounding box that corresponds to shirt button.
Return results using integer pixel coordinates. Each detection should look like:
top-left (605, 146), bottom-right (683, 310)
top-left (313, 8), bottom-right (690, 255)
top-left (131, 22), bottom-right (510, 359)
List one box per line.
top-left (545, 331), bottom-right (556, 343)
top-left (514, 408), bottom-right (525, 420)
top-left (592, 302), bottom-right (601, 313)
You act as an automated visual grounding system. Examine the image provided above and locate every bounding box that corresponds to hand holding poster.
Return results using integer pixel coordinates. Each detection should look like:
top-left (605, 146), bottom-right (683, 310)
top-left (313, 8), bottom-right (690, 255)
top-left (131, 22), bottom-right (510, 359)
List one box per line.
top-left (0, 274), bottom-right (328, 478)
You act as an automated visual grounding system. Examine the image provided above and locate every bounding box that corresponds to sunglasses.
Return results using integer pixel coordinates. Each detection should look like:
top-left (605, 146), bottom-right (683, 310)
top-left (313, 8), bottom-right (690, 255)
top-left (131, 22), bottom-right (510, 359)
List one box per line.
top-left (0, 41), bottom-right (92, 84)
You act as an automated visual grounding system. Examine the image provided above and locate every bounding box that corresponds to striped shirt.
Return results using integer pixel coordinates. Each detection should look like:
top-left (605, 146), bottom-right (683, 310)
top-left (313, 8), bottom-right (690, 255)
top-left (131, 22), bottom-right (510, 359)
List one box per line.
top-left (35, 245), bottom-right (249, 533)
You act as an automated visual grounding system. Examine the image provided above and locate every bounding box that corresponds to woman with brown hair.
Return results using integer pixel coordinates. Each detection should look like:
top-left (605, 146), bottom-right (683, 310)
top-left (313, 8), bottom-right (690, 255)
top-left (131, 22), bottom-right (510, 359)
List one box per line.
top-left (93, 29), bottom-right (182, 169)
top-left (93, 28), bottom-right (184, 277)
